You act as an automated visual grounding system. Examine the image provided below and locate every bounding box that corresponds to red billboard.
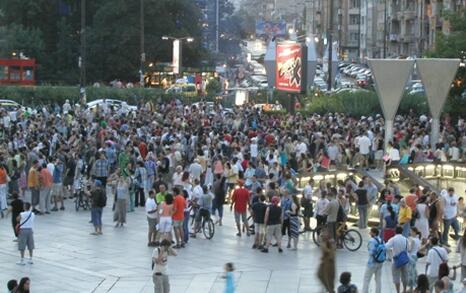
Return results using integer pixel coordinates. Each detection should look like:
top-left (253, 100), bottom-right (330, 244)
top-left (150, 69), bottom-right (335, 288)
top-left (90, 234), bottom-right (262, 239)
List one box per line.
top-left (275, 43), bottom-right (303, 92)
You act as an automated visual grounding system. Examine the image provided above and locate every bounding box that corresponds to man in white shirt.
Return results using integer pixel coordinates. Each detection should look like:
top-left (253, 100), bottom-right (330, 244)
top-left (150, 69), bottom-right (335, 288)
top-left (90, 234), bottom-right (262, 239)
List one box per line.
top-left (16, 202), bottom-right (35, 266)
top-left (145, 191), bottom-right (158, 247)
top-left (250, 138), bottom-right (258, 163)
top-left (425, 236), bottom-right (449, 291)
top-left (188, 159), bottom-right (203, 181)
top-left (442, 187), bottom-right (460, 246)
top-left (385, 226), bottom-right (410, 293)
top-left (358, 132), bottom-right (372, 168)
top-left (302, 179), bottom-right (314, 231)
top-left (152, 239), bottom-right (177, 293)
top-left (448, 142), bottom-right (460, 162)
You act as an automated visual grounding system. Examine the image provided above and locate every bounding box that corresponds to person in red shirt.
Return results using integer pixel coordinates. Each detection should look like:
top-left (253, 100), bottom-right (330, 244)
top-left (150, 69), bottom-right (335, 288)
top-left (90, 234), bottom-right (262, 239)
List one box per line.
top-left (230, 180), bottom-right (250, 237)
top-left (172, 187), bottom-right (186, 248)
top-left (405, 187), bottom-right (418, 212)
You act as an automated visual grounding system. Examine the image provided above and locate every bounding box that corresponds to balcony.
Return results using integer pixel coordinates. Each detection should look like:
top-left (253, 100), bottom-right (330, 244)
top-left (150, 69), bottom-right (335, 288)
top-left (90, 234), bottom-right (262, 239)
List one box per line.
top-left (389, 33), bottom-right (399, 42)
top-left (403, 10), bottom-right (416, 20)
top-left (401, 33), bottom-right (415, 42)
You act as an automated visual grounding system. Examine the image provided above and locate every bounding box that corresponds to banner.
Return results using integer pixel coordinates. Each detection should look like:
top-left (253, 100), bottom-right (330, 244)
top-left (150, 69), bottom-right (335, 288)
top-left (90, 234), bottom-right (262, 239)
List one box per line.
top-left (276, 43), bottom-right (304, 92)
top-left (173, 39), bottom-right (181, 74)
top-left (256, 20), bottom-right (286, 37)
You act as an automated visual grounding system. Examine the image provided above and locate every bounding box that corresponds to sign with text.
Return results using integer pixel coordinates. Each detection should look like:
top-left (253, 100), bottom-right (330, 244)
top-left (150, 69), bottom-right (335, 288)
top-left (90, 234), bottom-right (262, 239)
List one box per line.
top-left (276, 43), bottom-right (304, 92)
top-left (256, 20), bottom-right (286, 37)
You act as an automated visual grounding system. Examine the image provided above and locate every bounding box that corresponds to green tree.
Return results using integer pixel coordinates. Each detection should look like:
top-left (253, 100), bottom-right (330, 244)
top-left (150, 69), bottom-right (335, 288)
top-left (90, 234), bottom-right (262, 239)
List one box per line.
top-left (0, 24), bottom-right (45, 60)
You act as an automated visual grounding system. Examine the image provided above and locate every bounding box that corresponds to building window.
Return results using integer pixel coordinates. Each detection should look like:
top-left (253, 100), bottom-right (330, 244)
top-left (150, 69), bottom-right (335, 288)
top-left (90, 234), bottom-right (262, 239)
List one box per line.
top-left (350, 0), bottom-right (359, 8)
top-left (350, 32), bottom-right (359, 41)
top-left (349, 14), bottom-right (359, 24)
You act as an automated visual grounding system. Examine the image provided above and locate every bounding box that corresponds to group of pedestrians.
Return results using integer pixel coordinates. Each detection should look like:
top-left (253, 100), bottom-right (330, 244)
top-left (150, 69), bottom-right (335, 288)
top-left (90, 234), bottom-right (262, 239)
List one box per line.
top-left (1, 98), bottom-right (466, 292)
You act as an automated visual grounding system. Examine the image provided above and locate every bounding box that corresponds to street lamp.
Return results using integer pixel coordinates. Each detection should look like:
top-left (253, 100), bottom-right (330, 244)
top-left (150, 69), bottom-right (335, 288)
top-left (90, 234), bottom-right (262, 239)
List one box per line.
top-left (161, 36), bottom-right (194, 76)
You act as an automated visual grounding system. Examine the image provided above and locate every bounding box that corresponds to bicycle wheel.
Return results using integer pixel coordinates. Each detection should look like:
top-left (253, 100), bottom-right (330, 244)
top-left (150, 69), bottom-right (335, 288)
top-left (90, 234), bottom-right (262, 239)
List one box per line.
top-left (312, 226), bottom-right (322, 246)
top-left (202, 219), bottom-right (215, 239)
top-left (342, 229), bottom-right (363, 251)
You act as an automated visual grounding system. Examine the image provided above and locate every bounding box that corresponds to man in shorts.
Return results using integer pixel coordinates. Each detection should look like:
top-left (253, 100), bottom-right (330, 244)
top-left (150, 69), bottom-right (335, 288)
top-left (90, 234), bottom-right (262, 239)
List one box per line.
top-left (172, 187), bottom-right (186, 248)
top-left (230, 180), bottom-right (250, 237)
top-left (251, 195), bottom-right (267, 249)
top-left (16, 202), bottom-right (35, 265)
top-left (145, 190), bottom-right (158, 246)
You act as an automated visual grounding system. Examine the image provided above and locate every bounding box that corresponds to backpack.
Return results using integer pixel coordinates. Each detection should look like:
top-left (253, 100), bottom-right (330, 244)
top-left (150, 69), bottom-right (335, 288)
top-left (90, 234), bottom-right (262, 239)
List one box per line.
top-left (373, 237), bottom-right (387, 263)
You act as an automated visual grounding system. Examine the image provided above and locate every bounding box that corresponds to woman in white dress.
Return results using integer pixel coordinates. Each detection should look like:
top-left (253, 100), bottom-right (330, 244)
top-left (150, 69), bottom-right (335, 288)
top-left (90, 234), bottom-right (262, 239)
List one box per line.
top-left (415, 196), bottom-right (430, 240)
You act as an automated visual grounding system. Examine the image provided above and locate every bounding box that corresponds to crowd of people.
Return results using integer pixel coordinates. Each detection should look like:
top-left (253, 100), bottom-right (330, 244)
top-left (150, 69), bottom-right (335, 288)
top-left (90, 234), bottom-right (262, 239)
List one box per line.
top-left (1, 98), bottom-right (466, 293)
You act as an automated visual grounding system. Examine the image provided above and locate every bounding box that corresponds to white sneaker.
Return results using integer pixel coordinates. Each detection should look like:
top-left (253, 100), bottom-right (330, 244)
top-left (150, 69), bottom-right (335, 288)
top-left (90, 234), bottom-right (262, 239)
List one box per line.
top-left (27, 258), bottom-right (33, 264)
top-left (16, 259), bottom-right (25, 266)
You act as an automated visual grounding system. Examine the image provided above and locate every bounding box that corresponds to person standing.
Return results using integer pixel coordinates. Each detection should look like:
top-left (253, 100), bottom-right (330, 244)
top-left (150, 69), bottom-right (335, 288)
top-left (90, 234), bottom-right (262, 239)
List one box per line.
top-left (0, 163), bottom-right (9, 218)
top-left (385, 226), bottom-right (411, 293)
top-left (289, 194), bottom-right (300, 250)
top-left (281, 190), bottom-right (293, 248)
top-left (172, 187), bottom-right (186, 248)
top-left (51, 158), bottom-right (65, 211)
top-left (252, 195), bottom-right (267, 249)
top-left (113, 176), bottom-right (129, 227)
top-left (152, 239), bottom-right (177, 293)
top-left (362, 228), bottom-right (384, 293)
top-left (415, 196), bottom-right (430, 241)
top-left (354, 181), bottom-right (369, 229)
top-left (399, 199), bottom-right (412, 237)
top-left (316, 191), bottom-right (330, 227)
top-left (261, 196), bottom-right (283, 253)
top-left (301, 179), bottom-right (314, 231)
top-left (8, 192), bottom-right (23, 239)
top-left (16, 202), bottom-right (35, 265)
top-left (159, 194), bottom-right (174, 241)
top-left (212, 174), bottom-right (226, 226)
top-left (425, 237), bottom-right (449, 291)
top-left (429, 192), bottom-right (443, 240)
top-left (407, 227), bottom-right (422, 292)
top-left (27, 160), bottom-right (40, 213)
top-left (90, 180), bottom-right (106, 235)
top-left (442, 188), bottom-right (460, 246)
top-left (230, 180), bottom-right (250, 237)
top-left (39, 163), bottom-right (53, 214)
top-left (134, 161), bottom-right (147, 207)
top-left (145, 190), bottom-right (158, 247)
top-left (324, 191), bottom-right (340, 242)
top-left (92, 152), bottom-right (109, 187)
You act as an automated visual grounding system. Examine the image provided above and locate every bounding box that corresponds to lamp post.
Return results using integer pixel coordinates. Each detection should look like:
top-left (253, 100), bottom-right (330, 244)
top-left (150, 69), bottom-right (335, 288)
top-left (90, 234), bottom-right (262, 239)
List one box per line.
top-left (140, 0), bottom-right (145, 87)
top-left (161, 36), bottom-right (194, 77)
top-left (79, 0), bottom-right (86, 104)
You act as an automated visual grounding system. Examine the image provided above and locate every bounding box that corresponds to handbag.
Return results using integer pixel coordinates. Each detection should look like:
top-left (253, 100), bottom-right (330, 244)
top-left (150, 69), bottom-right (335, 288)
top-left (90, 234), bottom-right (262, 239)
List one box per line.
top-left (15, 211), bottom-right (32, 235)
top-left (393, 239), bottom-right (409, 268)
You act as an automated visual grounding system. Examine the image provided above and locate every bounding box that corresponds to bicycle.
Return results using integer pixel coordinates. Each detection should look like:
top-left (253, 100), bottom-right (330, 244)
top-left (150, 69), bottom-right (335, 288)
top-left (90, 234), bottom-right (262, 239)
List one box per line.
top-left (74, 178), bottom-right (90, 211)
top-left (312, 222), bottom-right (362, 251)
top-left (190, 207), bottom-right (215, 240)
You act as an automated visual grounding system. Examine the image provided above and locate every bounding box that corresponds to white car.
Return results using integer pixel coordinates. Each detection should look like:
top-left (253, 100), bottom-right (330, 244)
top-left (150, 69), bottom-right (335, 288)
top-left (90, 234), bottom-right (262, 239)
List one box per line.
top-left (86, 99), bottom-right (137, 112)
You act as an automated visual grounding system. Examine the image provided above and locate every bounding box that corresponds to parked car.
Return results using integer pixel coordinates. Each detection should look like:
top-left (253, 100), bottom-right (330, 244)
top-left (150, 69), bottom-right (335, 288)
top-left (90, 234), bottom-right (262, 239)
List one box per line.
top-left (86, 99), bottom-right (137, 112)
top-left (165, 83), bottom-right (197, 97)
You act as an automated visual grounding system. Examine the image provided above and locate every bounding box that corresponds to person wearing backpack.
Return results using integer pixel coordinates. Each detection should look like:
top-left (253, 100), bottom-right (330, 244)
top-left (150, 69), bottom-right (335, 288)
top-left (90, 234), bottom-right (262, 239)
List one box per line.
top-left (425, 236), bottom-right (449, 292)
top-left (90, 180), bottom-right (107, 235)
top-left (386, 226), bottom-right (411, 293)
top-left (362, 227), bottom-right (385, 293)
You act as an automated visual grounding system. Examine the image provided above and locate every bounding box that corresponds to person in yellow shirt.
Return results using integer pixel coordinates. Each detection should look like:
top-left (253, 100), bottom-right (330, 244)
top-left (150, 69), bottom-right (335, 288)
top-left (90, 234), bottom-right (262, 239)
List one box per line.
top-left (398, 198), bottom-right (412, 237)
top-left (27, 160), bottom-right (40, 214)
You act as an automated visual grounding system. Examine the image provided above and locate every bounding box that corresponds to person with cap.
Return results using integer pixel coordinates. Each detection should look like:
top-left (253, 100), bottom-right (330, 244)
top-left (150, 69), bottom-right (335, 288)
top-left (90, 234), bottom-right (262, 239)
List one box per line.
top-left (261, 196), bottom-right (283, 253)
top-left (231, 179), bottom-right (250, 237)
top-left (90, 180), bottom-right (107, 235)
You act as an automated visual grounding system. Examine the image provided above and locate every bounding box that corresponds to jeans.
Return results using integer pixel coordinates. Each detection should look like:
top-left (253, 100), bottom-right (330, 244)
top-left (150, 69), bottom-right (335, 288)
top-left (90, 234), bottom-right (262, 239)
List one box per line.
top-left (91, 207), bottom-right (103, 227)
top-left (211, 201), bottom-right (223, 219)
top-left (362, 263), bottom-right (382, 293)
top-left (39, 187), bottom-right (51, 212)
top-left (358, 204), bottom-right (368, 229)
top-left (183, 210), bottom-right (190, 243)
top-left (402, 221), bottom-right (410, 237)
top-left (442, 217), bottom-right (460, 244)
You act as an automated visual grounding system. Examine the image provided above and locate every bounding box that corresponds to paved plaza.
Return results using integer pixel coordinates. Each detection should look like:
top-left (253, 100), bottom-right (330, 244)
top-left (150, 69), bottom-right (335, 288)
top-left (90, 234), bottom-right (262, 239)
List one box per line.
top-left (0, 195), bottom-right (462, 293)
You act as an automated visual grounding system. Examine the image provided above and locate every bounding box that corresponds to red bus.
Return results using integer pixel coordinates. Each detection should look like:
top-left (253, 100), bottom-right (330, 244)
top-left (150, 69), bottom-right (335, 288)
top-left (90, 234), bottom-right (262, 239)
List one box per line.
top-left (0, 59), bottom-right (36, 85)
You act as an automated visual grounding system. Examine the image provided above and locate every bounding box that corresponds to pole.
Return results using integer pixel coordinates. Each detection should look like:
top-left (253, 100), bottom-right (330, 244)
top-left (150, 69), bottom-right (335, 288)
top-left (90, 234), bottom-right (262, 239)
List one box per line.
top-left (419, 0), bottom-right (423, 56)
top-left (140, 0), bottom-right (145, 87)
top-left (80, 0), bottom-right (86, 89)
top-left (216, 0), bottom-right (219, 53)
top-left (383, 0), bottom-right (387, 58)
top-left (357, 0), bottom-right (361, 62)
top-left (327, 0), bottom-right (334, 91)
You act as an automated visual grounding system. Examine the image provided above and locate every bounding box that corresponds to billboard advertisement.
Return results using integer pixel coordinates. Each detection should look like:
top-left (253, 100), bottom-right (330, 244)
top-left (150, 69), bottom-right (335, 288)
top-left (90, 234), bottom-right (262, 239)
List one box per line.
top-left (173, 39), bottom-right (181, 74)
top-left (276, 43), bottom-right (304, 92)
top-left (256, 20), bottom-right (286, 37)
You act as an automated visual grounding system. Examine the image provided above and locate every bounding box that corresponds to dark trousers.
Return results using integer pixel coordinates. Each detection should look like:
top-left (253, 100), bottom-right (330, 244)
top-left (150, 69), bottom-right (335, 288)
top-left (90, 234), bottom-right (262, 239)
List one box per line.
top-left (135, 187), bottom-right (145, 207)
top-left (282, 218), bottom-right (290, 236)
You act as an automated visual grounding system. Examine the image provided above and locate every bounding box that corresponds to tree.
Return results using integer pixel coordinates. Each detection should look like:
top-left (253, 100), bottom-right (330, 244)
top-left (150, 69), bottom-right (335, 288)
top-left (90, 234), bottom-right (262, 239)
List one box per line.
top-left (0, 24), bottom-right (45, 61)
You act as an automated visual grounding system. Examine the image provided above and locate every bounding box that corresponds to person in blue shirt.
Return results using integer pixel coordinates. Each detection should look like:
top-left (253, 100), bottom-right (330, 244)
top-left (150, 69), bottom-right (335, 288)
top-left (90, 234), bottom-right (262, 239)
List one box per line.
top-left (51, 159), bottom-right (65, 211)
top-left (281, 191), bottom-right (293, 248)
top-left (362, 227), bottom-right (383, 293)
top-left (224, 262), bottom-right (235, 293)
